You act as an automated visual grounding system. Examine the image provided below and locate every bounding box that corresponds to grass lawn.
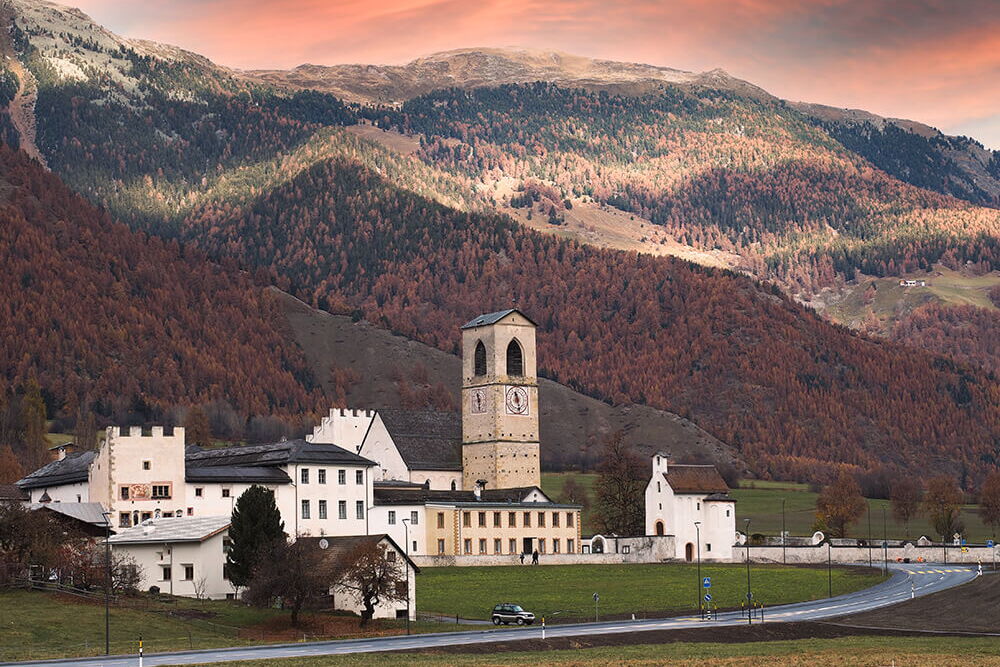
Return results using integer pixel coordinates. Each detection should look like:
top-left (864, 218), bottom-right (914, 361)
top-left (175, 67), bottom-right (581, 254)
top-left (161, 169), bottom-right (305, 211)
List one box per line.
top-left (541, 473), bottom-right (997, 542)
top-left (417, 563), bottom-right (883, 621)
top-left (0, 589), bottom-right (447, 661)
top-left (190, 635), bottom-right (1000, 666)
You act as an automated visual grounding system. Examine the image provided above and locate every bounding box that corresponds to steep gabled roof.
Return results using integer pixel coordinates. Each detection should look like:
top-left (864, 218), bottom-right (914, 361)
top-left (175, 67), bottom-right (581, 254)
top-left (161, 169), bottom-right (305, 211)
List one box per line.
top-left (0, 483), bottom-right (28, 502)
top-left (299, 534), bottom-right (420, 573)
top-left (17, 450), bottom-right (96, 490)
top-left (373, 485), bottom-right (573, 508)
top-left (460, 308), bottom-right (537, 329)
top-left (376, 409), bottom-right (462, 471)
top-left (664, 465), bottom-right (730, 494)
top-left (185, 440), bottom-right (375, 469)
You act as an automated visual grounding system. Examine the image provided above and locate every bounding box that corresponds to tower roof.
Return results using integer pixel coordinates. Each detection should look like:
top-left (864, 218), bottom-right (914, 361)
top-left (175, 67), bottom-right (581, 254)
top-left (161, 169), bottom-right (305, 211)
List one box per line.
top-left (461, 308), bottom-right (537, 329)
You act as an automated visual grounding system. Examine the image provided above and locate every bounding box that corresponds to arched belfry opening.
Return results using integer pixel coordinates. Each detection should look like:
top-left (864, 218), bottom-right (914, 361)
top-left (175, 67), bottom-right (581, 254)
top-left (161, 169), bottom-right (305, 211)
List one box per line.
top-left (474, 340), bottom-right (487, 376)
top-left (506, 339), bottom-right (523, 377)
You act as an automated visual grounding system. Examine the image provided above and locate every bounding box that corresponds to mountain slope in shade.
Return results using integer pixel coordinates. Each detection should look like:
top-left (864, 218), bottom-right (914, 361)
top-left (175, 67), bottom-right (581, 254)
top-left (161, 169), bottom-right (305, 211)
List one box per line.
top-left (245, 47), bottom-right (775, 105)
top-left (0, 144), bottom-right (322, 419)
top-left (276, 290), bottom-right (737, 471)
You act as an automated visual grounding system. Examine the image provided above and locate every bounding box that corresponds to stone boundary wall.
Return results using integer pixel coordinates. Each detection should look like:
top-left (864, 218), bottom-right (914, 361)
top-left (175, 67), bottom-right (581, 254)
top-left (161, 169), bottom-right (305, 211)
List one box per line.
top-left (413, 535), bottom-right (679, 567)
top-left (741, 542), bottom-right (998, 566)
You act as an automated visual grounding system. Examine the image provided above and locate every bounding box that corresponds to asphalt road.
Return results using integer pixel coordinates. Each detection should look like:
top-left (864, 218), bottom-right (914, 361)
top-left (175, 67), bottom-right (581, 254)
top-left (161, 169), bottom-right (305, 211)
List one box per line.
top-left (4, 563), bottom-right (978, 667)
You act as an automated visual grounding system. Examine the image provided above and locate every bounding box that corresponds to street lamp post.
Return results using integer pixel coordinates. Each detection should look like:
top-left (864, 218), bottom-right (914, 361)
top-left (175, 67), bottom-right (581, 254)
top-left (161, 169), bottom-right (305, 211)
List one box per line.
top-left (401, 518), bottom-right (411, 635)
top-left (781, 499), bottom-right (786, 565)
top-left (694, 521), bottom-right (701, 615)
top-left (867, 502), bottom-right (872, 568)
top-left (743, 518), bottom-right (751, 625)
top-left (102, 511), bottom-right (112, 656)
top-left (882, 508), bottom-right (888, 576)
top-left (827, 541), bottom-right (832, 598)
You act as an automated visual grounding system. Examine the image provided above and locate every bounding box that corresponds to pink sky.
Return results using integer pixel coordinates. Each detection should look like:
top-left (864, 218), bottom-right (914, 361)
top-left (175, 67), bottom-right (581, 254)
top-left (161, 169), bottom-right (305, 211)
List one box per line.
top-left (73, 0), bottom-right (1000, 148)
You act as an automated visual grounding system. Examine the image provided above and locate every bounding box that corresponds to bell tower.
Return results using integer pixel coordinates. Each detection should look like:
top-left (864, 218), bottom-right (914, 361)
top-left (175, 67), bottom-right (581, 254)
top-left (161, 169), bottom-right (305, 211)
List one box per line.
top-left (461, 309), bottom-right (540, 490)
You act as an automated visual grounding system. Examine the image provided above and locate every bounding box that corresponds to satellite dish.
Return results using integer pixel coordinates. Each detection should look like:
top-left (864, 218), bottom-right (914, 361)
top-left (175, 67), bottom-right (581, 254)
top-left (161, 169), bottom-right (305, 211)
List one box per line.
top-left (318, 538), bottom-right (329, 549)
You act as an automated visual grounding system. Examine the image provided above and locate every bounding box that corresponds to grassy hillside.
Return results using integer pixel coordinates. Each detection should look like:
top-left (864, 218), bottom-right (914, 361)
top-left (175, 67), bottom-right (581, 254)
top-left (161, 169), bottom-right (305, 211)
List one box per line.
top-left (277, 290), bottom-right (736, 470)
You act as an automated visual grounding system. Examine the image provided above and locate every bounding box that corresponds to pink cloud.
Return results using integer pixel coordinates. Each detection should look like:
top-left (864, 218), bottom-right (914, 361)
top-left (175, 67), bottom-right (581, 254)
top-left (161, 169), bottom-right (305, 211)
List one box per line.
top-left (69, 0), bottom-right (1000, 147)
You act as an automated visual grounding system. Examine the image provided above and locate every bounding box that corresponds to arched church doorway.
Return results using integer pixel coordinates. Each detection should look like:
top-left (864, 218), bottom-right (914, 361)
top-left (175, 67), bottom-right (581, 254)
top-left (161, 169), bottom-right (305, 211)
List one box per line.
top-left (655, 520), bottom-right (664, 536)
top-left (685, 542), bottom-right (694, 561)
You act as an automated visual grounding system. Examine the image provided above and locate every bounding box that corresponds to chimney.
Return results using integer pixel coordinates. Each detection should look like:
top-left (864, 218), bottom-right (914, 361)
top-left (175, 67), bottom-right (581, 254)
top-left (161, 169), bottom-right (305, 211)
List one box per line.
top-left (474, 479), bottom-right (487, 500)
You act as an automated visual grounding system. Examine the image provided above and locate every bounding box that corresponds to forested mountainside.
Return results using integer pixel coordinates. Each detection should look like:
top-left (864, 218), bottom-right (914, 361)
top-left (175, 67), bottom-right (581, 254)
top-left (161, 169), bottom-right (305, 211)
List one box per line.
top-left (177, 156), bottom-right (1000, 485)
top-left (1, 1), bottom-right (999, 485)
top-left (890, 304), bottom-right (1000, 377)
top-left (0, 145), bottom-right (324, 427)
top-left (367, 84), bottom-right (1000, 294)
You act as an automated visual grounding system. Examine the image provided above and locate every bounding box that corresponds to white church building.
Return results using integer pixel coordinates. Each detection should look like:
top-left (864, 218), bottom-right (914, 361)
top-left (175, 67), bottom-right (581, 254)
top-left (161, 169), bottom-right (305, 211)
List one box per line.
top-left (644, 452), bottom-right (736, 561)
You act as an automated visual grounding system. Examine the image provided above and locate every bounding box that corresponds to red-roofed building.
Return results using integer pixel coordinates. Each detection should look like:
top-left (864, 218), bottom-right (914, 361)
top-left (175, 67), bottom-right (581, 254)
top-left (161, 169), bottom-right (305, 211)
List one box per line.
top-left (645, 452), bottom-right (736, 561)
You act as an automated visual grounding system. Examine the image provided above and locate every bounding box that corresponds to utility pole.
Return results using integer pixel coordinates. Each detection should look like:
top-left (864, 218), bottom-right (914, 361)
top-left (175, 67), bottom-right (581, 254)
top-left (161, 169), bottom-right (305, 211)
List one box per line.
top-left (402, 518), bottom-right (411, 635)
top-left (744, 518), bottom-right (752, 625)
top-left (882, 508), bottom-right (888, 576)
top-left (102, 511), bottom-right (112, 656)
top-left (694, 521), bottom-right (701, 614)
top-left (781, 499), bottom-right (786, 565)
top-left (827, 541), bottom-right (832, 598)
top-left (867, 502), bottom-right (872, 568)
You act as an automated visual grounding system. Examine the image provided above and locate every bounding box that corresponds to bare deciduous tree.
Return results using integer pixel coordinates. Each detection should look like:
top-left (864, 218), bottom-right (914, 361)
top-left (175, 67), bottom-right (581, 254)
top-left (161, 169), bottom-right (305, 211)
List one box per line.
top-left (332, 540), bottom-right (407, 628)
top-left (979, 471), bottom-right (1000, 539)
top-left (890, 477), bottom-right (923, 538)
top-left (593, 431), bottom-right (645, 536)
top-left (244, 539), bottom-right (329, 627)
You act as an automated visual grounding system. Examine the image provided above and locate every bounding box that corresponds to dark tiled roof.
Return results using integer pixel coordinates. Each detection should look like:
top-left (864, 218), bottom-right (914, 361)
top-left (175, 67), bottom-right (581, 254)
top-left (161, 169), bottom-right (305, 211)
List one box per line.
top-left (0, 483), bottom-right (28, 501)
top-left (186, 466), bottom-right (291, 484)
top-left (704, 492), bottom-right (735, 502)
top-left (373, 485), bottom-right (574, 508)
top-left (664, 465), bottom-right (730, 494)
top-left (377, 409), bottom-right (462, 471)
top-left (185, 440), bottom-right (375, 469)
top-left (373, 480), bottom-right (426, 488)
top-left (17, 451), bottom-right (96, 490)
top-left (460, 308), bottom-right (537, 329)
top-left (299, 534), bottom-right (420, 573)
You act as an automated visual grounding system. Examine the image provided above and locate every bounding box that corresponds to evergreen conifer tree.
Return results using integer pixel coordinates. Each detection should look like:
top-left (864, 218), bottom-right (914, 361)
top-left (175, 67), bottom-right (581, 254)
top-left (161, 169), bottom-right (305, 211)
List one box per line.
top-left (226, 485), bottom-right (285, 588)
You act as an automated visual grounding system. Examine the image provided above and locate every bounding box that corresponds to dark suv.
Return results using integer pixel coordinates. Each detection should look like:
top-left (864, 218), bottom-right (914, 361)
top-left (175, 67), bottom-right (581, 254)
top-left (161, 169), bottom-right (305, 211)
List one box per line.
top-left (491, 603), bottom-right (535, 625)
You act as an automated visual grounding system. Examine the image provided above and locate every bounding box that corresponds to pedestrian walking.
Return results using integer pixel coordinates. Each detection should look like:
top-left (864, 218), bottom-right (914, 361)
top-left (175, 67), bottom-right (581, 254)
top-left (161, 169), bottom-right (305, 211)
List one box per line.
top-left (519, 552), bottom-right (525, 565)
top-left (532, 549), bottom-right (539, 565)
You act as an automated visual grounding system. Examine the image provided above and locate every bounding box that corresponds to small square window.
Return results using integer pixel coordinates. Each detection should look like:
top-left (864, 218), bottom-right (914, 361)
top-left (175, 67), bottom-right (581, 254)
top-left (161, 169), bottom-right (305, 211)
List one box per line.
top-left (161, 566), bottom-right (171, 581)
top-left (622, 545), bottom-right (631, 554)
top-left (221, 488), bottom-right (230, 498)
top-left (356, 470), bottom-right (364, 485)
top-left (183, 564), bottom-right (194, 581)
top-left (142, 461), bottom-right (151, 471)
top-left (195, 487), bottom-right (203, 497)
top-left (387, 551), bottom-right (396, 562)
top-left (707, 543), bottom-right (712, 552)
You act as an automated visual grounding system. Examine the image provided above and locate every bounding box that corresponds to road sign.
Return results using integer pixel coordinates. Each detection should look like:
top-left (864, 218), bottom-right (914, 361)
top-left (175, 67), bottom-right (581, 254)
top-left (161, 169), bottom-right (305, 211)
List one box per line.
top-left (704, 593), bottom-right (712, 602)
top-left (593, 593), bottom-right (599, 602)
top-left (988, 540), bottom-right (995, 548)
top-left (703, 577), bottom-right (712, 588)
top-left (746, 592), bottom-right (753, 600)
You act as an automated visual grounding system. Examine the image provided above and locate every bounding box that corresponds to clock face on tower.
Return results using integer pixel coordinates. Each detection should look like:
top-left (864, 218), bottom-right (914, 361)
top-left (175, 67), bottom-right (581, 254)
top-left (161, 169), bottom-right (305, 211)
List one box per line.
top-left (470, 388), bottom-right (487, 414)
top-left (505, 386), bottom-right (529, 415)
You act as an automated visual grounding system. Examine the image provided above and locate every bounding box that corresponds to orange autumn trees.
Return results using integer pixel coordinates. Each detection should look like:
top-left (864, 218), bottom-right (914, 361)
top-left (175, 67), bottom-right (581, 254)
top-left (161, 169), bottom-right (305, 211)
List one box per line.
top-left (0, 146), bottom-right (324, 428)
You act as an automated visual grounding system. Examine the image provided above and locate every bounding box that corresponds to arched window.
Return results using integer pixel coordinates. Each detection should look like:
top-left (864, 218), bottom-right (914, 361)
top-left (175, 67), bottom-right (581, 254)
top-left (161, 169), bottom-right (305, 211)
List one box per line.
top-left (451, 480), bottom-right (457, 491)
top-left (655, 520), bottom-right (664, 536)
top-left (506, 340), bottom-right (523, 377)
top-left (474, 341), bottom-right (487, 376)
